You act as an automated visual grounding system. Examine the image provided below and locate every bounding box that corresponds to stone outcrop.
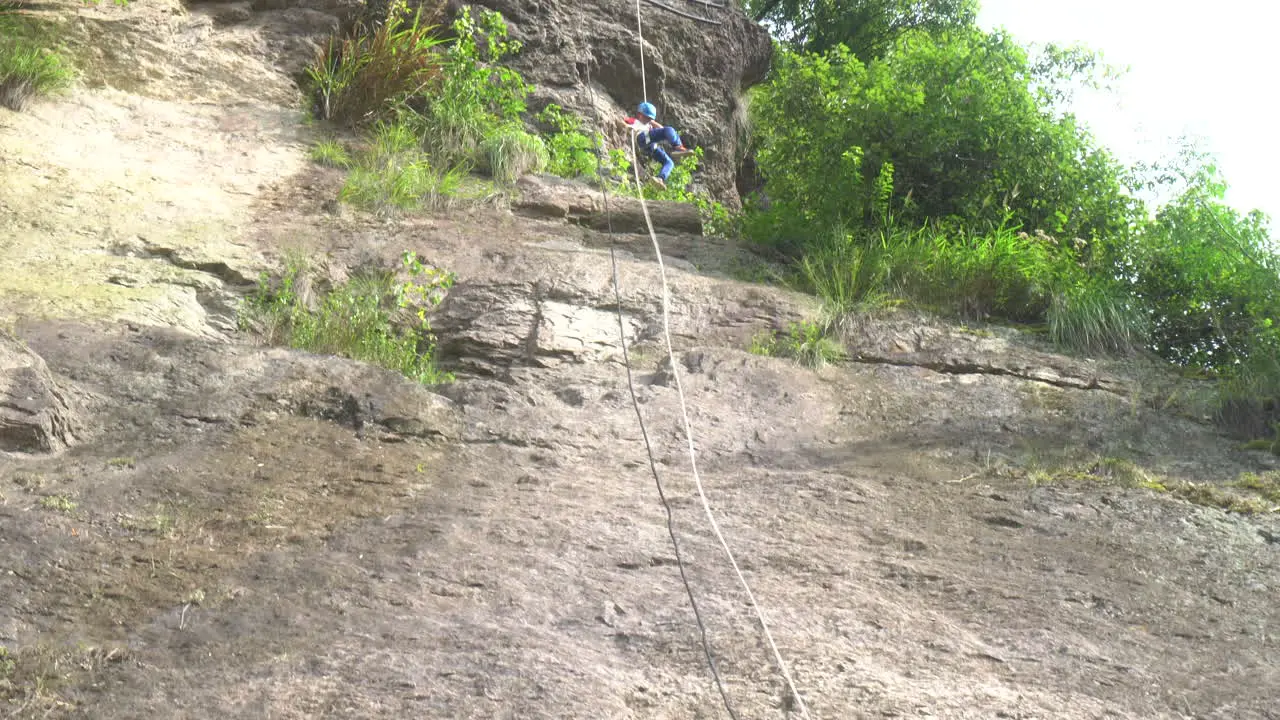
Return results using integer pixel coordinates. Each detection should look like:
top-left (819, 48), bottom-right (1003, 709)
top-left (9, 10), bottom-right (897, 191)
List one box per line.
top-left (455, 0), bottom-right (773, 209)
top-left (174, 0), bottom-right (773, 207)
top-left (511, 174), bottom-right (703, 234)
top-left (0, 334), bottom-right (79, 453)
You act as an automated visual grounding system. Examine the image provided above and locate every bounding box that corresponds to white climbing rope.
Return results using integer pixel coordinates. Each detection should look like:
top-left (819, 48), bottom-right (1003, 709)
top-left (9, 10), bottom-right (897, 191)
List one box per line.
top-left (625, 2), bottom-right (815, 717)
top-left (635, 0), bottom-right (648, 101)
top-left (625, 143), bottom-right (815, 720)
top-left (585, 59), bottom-right (742, 719)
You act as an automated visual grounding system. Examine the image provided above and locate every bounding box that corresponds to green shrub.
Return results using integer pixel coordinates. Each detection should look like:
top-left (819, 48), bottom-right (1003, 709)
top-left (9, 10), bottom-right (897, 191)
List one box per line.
top-left (694, 197), bottom-right (736, 237)
top-left (240, 250), bottom-right (455, 385)
top-left (305, 4), bottom-right (445, 126)
top-left (537, 103), bottom-right (600, 179)
top-left (479, 123), bottom-right (548, 184)
top-left (0, 9), bottom-right (75, 112)
top-left (749, 33), bottom-right (1138, 247)
top-left (1117, 161), bottom-right (1280, 370)
top-left (531, 103), bottom-right (645, 196)
top-left (645, 146), bottom-right (702, 202)
top-left (604, 147), bottom-right (633, 187)
top-left (410, 5), bottom-right (529, 167)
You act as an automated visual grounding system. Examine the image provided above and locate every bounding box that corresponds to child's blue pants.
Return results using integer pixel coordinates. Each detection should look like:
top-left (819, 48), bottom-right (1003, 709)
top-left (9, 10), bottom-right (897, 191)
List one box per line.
top-left (639, 126), bottom-right (683, 181)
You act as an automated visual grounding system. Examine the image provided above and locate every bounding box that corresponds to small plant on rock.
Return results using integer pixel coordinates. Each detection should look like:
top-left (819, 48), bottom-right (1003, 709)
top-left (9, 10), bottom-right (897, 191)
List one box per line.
top-left (305, 2), bottom-right (446, 126)
top-left (239, 250), bottom-right (456, 385)
top-left (0, 646), bottom-right (14, 678)
top-left (0, 7), bottom-right (75, 112)
top-left (537, 103), bottom-right (601, 180)
top-left (38, 494), bottom-right (76, 513)
top-left (749, 320), bottom-right (845, 369)
top-left (309, 139), bottom-right (352, 168)
top-left (479, 123), bottom-right (548, 184)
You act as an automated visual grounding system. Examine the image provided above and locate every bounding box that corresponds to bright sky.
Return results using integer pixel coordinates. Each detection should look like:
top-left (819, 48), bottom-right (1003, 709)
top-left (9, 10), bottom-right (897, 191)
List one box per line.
top-left (977, 0), bottom-right (1279, 226)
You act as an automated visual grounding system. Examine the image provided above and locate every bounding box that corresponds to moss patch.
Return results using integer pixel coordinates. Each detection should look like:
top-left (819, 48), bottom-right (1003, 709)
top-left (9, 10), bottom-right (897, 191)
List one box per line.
top-left (1028, 457), bottom-right (1280, 516)
top-left (0, 642), bottom-right (129, 712)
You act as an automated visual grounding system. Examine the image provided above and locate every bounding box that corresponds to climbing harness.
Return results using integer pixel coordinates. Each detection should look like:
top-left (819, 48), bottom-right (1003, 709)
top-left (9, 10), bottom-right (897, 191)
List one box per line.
top-left (591, 2), bottom-right (817, 717)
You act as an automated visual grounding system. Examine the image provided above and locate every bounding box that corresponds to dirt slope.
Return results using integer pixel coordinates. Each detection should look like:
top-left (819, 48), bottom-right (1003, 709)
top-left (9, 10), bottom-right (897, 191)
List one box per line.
top-left (3, 3), bottom-right (1279, 719)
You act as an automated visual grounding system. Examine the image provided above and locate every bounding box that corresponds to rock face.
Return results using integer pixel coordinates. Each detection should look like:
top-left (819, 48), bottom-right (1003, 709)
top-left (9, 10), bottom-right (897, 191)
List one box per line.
top-left (0, 334), bottom-right (78, 453)
top-left (154, 0), bottom-right (772, 207)
top-left (456, 0), bottom-right (773, 209)
top-left (511, 174), bottom-right (703, 234)
top-left (8, 4), bottom-right (1280, 719)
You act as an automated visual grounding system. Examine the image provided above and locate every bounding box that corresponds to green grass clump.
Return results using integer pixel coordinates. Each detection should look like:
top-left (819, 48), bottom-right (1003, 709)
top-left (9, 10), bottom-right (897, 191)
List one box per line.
top-left (0, 8), bottom-right (75, 112)
top-left (796, 224), bottom-right (893, 314)
top-left (309, 140), bottom-right (352, 168)
top-left (0, 643), bottom-right (128, 712)
top-left (1167, 482), bottom-right (1272, 516)
top-left (775, 216), bottom-right (1149, 359)
top-left (38, 494), bottom-right (76, 513)
top-left (338, 121), bottom-right (463, 211)
top-left (897, 222), bottom-right (1056, 323)
top-left (1047, 278), bottom-right (1148, 355)
top-left (750, 319), bottom-right (846, 369)
top-left (305, 4), bottom-right (445, 126)
top-left (1232, 471), bottom-right (1280, 505)
top-left (239, 250), bottom-right (455, 385)
top-left (478, 123), bottom-right (548, 184)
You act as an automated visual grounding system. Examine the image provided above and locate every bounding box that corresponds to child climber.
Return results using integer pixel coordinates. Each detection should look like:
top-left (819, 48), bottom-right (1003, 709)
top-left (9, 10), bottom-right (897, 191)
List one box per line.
top-left (622, 101), bottom-right (692, 190)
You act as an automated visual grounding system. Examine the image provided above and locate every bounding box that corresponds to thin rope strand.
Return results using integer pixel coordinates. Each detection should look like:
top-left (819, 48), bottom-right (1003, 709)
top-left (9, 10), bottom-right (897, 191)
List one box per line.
top-left (635, 0), bottom-right (647, 100)
top-left (587, 63), bottom-right (740, 720)
top-left (624, 3), bottom-right (815, 713)
top-left (627, 129), bottom-right (815, 720)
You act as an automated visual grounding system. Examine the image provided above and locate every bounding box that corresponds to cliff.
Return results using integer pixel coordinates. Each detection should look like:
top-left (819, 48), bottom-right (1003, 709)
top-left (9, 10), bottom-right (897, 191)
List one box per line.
top-left (2, 2), bottom-right (1278, 718)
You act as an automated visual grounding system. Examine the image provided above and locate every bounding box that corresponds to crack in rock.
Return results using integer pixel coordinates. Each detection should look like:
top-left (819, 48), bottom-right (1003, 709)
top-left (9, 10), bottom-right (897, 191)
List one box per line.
top-left (849, 352), bottom-right (1127, 396)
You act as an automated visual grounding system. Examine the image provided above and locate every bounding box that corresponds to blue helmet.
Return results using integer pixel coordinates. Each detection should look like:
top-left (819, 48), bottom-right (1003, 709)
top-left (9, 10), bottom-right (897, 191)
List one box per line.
top-left (637, 102), bottom-right (657, 119)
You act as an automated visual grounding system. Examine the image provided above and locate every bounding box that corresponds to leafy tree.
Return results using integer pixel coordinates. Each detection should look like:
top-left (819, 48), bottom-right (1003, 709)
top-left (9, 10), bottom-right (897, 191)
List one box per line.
top-left (747, 0), bottom-right (977, 59)
top-left (749, 29), bottom-right (1140, 246)
top-left (1112, 157), bottom-right (1280, 433)
top-left (1119, 161), bottom-right (1279, 369)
